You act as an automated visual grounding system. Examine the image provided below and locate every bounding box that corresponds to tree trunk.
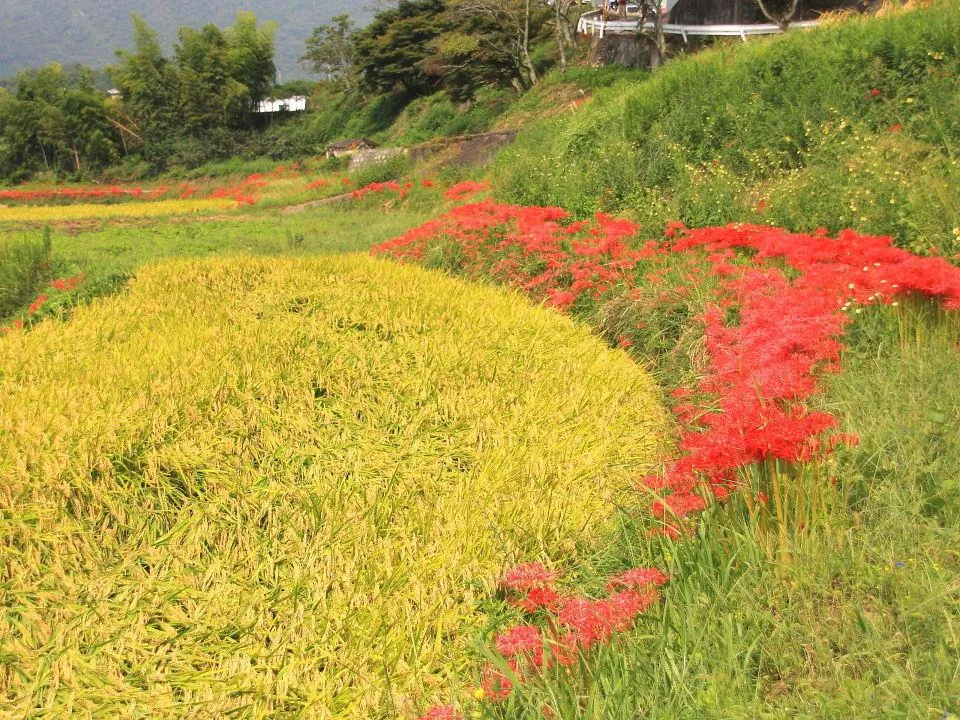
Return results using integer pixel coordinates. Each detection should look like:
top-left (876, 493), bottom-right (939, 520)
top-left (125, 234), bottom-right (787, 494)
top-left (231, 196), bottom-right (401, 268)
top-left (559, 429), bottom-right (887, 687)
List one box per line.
top-left (555, 0), bottom-right (568, 71)
top-left (639, 0), bottom-right (665, 70)
top-left (754, 0), bottom-right (800, 30)
top-left (521, 0), bottom-right (539, 85)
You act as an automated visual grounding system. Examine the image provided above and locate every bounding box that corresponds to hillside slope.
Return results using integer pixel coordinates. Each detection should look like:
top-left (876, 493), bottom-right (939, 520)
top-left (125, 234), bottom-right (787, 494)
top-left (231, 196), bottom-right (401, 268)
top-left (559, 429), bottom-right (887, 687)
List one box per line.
top-left (495, 2), bottom-right (960, 256)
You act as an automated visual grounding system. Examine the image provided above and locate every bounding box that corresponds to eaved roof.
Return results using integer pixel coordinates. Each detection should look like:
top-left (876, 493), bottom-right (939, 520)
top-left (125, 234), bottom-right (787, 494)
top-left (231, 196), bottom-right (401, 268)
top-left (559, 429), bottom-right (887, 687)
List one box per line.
top-left (326, 138), bottom-right (378, 150)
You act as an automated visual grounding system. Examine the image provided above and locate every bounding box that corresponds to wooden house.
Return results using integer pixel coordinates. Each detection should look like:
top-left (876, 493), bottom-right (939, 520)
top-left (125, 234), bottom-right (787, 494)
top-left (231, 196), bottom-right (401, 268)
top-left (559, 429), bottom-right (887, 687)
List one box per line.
top-left (325, 139), bottom-right (379, 159)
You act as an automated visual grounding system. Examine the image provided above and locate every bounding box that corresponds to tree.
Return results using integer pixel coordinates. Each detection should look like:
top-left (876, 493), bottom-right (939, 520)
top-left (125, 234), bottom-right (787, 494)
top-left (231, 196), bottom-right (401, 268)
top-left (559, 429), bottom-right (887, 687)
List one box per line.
top-left (447, 0), bottom-right (545, 90)
top-left (0, 64), bottom-right (118, 176)
top-left (109, 15), bottom-right (181, 161)
top-left (543, 0), bottom-right (578, 71)
top-left (636, 0), bottom-right (667, 69)
top-left (175, 24), bottom-right (238, 131)
top-left (301, 14), bottom-right (358, 88)
top-left (354, 0), bottom-right (450, 96)
top-left (753, 0), bottom-right (801, 30)
top-left (224, 12), bottom-right (277, 106)
top-left (428, 25), bottom-right (518, 98)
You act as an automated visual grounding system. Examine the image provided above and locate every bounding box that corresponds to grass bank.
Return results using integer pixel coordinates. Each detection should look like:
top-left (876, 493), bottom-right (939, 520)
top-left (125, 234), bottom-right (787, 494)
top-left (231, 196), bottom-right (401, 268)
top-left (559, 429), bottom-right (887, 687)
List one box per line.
top-left (495, 2), bottom-right (960, 257)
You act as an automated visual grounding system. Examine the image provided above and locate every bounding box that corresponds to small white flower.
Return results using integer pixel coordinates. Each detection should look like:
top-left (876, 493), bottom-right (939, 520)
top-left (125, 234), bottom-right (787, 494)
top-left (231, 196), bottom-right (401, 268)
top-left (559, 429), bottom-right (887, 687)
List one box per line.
top-left (855, 308), bottom-right (862, 314)
top-left (848, 283), bottom-right (856, 289)
top-left (863, 266), bottom-right (869, 271)
top-left (892, 301), bottom-right (899, 307)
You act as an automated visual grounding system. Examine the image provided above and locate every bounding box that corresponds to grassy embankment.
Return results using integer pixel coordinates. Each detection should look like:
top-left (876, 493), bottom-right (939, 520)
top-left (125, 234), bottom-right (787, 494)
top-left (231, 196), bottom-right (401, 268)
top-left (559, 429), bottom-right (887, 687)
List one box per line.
top-left (416, 4), bottom-right (958, 716)
top-left (496, 4), bottom-right (960, 257)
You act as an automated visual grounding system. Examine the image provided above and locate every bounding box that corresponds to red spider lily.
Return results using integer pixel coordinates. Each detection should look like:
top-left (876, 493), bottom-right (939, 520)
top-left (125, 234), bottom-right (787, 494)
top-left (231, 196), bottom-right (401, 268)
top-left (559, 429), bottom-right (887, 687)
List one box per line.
top-left (27, 294), bottom-right (48, 315)
top-left (512, 586), bottom-right (561, 613)
top-left (481, 662), bottom-right (516, 701)
top-left (494, 625), bottom-right (544, 666)
top-left (351, 181), bottom-right (411, 200)
top-left (503, 562), bottom-right (558, 592)
top-left (605, 567), bottom-right (669, 592)
top-left (888, 123), bottom-right (904, 133)
top-left (652, 492), bottom-right (708, 519)
top-left (208, 173), bottom-right (270, 206)
top-left (50, 275), bottom-right (83, 292)
top-left (375, 208), bottom-right (960, 527)
top-left (0, 184), bottom-right (167, 203)
top-left (417, 706), bottom-right (463, 720)
top-left (444, 180), bottom-right (490, 202)
top-left (557, 590), bottom-right (658, 649)
top-left (307, 178), bottom-right (330, 189)
top-left (378, 203), bottom-right (960, 713)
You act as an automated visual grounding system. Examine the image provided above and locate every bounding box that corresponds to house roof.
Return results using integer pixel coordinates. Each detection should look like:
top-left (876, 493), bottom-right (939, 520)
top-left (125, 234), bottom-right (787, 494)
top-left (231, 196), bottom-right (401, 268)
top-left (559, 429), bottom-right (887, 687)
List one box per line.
top-left (326, 138), bottom-right (378, 151)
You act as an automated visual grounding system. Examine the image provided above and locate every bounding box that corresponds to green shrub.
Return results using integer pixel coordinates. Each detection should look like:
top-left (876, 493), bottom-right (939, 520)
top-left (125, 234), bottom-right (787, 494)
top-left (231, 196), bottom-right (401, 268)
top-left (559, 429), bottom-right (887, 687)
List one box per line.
top-left (349, 153), bottom-right (412, 186)
top-left (0, 228), bottom-right (52, 319)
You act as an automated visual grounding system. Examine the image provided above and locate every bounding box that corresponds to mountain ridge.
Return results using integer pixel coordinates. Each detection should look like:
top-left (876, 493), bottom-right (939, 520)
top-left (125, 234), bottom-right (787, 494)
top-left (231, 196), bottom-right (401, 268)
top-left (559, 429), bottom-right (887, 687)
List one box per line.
top-left (0, 0), bottom-right (368, 81)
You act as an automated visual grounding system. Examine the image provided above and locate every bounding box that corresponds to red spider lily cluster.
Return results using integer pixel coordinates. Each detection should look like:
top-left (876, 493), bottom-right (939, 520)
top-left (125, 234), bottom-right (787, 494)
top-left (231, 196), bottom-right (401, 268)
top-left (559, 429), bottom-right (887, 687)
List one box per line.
top-left (418, 562), bottom-right (667, 718)
top-left (351, 180), bottom-right (414, 200)
top-left (210, 172), bottom-right (270, 206)
top-left (2, 274), bottom-right (85, 333)
top-left (443, 180), bottom-right (490, 202)
top-left (373, 206), bottom-right (960, 535)
top-left (0, 185), bottom-right (168, 203)
top-left (417, 707), bottom-right (462, 720)
top-left (373, 201), bottom-right (650, 311)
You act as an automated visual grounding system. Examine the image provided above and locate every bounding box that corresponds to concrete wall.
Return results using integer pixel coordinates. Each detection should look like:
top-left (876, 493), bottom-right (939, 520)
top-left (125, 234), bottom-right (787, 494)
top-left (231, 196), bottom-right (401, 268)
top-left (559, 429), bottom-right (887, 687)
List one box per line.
top-left (347, 131), bottom-right (519, 172)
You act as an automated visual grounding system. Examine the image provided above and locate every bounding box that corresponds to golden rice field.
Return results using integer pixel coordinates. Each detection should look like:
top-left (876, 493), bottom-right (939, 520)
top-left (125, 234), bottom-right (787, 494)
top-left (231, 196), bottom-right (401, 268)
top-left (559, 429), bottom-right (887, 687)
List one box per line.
top-left (0, 254), bottom-right (668, 718)
top-left (0, 198), bottom-right (235, 223)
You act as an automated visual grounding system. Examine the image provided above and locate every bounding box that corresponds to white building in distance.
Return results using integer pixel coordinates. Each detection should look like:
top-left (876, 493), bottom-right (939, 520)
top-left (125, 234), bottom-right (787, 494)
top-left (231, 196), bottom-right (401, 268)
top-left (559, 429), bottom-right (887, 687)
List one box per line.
top-left (255, 96), bottom-right (307, 114)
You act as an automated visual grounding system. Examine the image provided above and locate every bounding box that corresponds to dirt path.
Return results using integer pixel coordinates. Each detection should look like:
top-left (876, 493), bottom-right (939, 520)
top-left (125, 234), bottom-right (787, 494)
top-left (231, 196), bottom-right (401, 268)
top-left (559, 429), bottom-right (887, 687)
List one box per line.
top-left (280, 192), bottom-right (354, 215)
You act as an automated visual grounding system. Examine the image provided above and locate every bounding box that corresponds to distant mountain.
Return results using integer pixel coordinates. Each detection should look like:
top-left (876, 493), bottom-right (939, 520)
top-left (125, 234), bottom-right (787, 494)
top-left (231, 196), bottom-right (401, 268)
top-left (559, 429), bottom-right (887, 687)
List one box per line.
top-left (0, 0), bottom-right (371, 81)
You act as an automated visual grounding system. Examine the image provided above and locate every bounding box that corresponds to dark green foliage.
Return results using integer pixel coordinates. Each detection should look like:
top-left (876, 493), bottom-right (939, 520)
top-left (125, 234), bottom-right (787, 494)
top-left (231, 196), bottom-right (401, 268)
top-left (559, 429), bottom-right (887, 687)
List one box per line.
top-left (349, 154), bottom-right (412, 186)
top-left (115, 12), bottom-right (275, 139)
top-left (109, 15), bottom-right (181, 166)
top-left (0, 64), bottom-right (119, 177)
top-left (0, 0), bottom-right (359, 82)
top-left (354, 0), bottom-right (449, 96)
top-left (0, 229), bottom-right (52, 320)
top-left (301, 14), bottom-right (358, 87)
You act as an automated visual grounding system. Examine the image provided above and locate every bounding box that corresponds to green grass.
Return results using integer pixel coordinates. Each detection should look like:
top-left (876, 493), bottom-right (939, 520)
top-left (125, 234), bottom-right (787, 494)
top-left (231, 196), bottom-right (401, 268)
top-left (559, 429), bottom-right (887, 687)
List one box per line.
top-left (0, 203), bottom-right (437, 325)
top-left (1, 6), bottom-right (959, 717)
top-left (459, 301), bottom-right (959, 720)
top-left (494, 2), bottom-right (960, 256)
top-left (0, 229), bottom-right (51, 320)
